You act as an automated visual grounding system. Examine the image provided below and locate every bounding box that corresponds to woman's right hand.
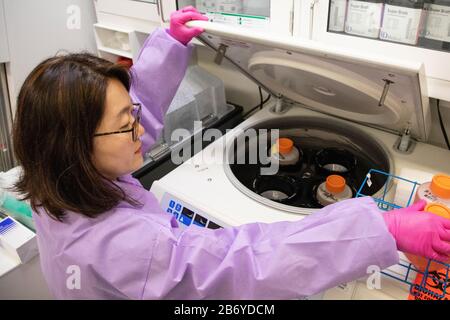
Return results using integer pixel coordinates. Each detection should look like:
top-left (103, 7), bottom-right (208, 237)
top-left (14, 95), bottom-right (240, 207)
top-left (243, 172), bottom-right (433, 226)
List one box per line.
top-left (169, 6), bottom-right (208, 45)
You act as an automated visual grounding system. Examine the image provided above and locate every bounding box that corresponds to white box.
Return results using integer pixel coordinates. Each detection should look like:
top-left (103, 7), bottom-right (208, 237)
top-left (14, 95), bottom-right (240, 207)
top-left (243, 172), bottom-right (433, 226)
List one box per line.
top-left (0, 216), bottom-right (38, 264)
top-left (345, 0), bottom-right (384, 38)
top-left (380, 4), bottom-right (424, 45)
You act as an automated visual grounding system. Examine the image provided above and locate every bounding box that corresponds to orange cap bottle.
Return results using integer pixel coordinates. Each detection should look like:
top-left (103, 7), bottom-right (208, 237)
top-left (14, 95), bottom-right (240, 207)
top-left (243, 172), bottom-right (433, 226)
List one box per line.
top-left (317, 175), bottom-right (352, 207)
top-left (326, 175), bottom-right (346, 194)
top-left (405, 202), bottom-right (450, 272)
top-left (430, 174), bottom-right (450, 199)
top-left (276, 138), bottom-right (294, 155)
top-left (270, 138), bottom-right (300, 167)
top-left (414, 174), bottom-right (450, 209)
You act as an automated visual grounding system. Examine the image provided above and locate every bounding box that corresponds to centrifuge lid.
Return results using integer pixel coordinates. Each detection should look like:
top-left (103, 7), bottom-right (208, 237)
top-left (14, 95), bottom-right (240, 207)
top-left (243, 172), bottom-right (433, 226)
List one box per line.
top-left (190, 21), bottom-right (431, 141)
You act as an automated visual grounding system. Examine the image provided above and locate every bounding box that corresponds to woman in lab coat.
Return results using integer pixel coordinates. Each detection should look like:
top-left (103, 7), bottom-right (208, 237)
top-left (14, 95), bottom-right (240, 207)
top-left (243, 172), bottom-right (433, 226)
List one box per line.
top-left (12, 7), bottom-right (450, 299)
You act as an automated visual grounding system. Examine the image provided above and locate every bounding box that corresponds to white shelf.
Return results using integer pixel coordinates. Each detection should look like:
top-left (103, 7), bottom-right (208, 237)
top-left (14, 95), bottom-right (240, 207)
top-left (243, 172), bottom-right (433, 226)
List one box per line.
top-left (93, 22), bottom-right (132, 34)
top-left (97, 46), bottom-right (133, 59)
top-left (94, 0), bottom-right (160, 23)
top-left (94, 23), bottom-right (142, 62)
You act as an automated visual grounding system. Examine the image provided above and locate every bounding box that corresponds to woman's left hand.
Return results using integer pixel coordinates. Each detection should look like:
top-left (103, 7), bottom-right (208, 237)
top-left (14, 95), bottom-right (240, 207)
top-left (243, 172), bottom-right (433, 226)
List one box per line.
top-left (169, 6), bottom-right (208, 45)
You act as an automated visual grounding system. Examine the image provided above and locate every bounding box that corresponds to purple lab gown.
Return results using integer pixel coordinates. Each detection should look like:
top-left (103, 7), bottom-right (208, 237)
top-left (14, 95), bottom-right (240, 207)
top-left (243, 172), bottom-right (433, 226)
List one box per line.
top-left (33, 28), bottom-right (399, 299)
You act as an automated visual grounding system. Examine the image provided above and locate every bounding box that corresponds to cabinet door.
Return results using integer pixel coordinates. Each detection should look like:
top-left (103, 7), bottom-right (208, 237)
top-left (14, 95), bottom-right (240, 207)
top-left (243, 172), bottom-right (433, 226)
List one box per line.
top-left (94, 0), bottom-right (161, 22)
top-left (0, 0), bottom-right (9, 63)
top-left (296, 0), bottom-right (450, 101)
top-left (160, 1), bottom-right (177, 23)
top-left (174, 0), bottom-right (295, 35)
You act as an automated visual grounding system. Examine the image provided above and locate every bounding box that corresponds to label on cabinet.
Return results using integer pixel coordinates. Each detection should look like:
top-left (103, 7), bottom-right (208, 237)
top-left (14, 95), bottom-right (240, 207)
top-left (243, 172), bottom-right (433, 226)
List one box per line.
top-left (216, 0), bottom-right (243, 14)
top-left (423, 3), bottom-right (450, 42)
top-left (196, 0), bottom-right (244, 14)
top-left (329, 0), bottom-right (348, 32)
top-left (380, 4), bottom-right (424, 45)
top-left (206, 12), bottom-right (270, 31)
top-left (345, 0), bottom-right (384, 38)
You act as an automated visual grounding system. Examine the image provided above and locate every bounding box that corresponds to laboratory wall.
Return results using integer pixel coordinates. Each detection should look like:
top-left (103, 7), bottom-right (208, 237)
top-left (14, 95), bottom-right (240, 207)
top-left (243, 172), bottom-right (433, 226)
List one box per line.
top-left (196, 46), bottom-right (450, 151)
top-left (3, 0), bottom-right (97, 115)
top-left (0, 0), bottom-right (9, 63)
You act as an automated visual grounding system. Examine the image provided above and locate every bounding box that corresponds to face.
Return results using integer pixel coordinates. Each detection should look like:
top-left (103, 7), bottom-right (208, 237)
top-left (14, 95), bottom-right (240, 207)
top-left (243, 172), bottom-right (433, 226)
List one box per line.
top-left (92, 79), bottom-right (145, 180)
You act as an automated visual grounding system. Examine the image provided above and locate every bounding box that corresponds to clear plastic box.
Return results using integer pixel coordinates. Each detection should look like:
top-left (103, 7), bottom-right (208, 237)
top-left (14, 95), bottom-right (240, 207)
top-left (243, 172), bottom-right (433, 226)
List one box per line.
top-left (162, 65), bottom-right (230, 145)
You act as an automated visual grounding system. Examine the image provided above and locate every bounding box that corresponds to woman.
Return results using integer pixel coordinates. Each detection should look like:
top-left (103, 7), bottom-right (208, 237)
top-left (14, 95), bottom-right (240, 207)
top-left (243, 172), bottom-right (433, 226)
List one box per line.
top-left (13, 7), bottom-right (450, 299)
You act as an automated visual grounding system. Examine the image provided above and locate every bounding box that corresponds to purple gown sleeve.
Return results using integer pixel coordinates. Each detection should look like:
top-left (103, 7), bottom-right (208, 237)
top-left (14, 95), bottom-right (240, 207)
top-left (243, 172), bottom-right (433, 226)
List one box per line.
top-left (129, 28), bottom-right (193, 153)
top-left (141, 196), bottom-right (399, 299)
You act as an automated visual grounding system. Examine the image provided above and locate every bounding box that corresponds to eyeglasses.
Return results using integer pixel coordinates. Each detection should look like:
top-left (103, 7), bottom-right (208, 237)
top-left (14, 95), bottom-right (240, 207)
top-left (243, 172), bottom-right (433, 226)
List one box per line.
top-left (94, 103), bottom-right (142, 142)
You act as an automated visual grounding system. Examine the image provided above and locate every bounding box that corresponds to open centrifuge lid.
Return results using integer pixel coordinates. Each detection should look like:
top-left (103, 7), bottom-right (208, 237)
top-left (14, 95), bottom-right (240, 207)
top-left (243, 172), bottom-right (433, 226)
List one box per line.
top-left (189, 21), bottom-right (431, 141)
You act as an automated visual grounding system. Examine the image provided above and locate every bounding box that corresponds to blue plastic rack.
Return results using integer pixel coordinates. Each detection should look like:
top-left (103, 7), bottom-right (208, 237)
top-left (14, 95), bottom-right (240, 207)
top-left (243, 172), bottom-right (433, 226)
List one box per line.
top-left (356, 169), bottom-right (450, 300)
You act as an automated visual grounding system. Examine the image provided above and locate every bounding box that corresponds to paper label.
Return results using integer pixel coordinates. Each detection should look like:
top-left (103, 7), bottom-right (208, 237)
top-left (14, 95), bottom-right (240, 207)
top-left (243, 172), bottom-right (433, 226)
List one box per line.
top-left (206, 12), bottom-right (270, 31)
top-left (380, 4), bottom-right (424, 45)
top-left (196, 0), bottom-right (219, 13)
top-left (329, 0), bottom-right (348, 32)
top-left (423, 3), bottom-right (450, 42)
top-left (345, 1), bottom-right (384, 38)
top-left (216, 0), bottom-right (243, 14)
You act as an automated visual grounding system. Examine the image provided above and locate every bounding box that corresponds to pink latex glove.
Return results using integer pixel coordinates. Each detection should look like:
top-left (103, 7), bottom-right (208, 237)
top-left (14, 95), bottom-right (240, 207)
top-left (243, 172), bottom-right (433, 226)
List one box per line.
top-left (169, 6), bottom-right (208, 45)
top-left (383, 199), bottom-right (450, 262)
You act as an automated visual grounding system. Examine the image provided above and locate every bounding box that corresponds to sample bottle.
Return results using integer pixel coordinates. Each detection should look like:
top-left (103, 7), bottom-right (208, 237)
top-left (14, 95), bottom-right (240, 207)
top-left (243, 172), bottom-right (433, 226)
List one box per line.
top-left (270, 138), bottom-right (301, 171)
top-left (316, 175), bottom-right (353, 207)
top-left (329, 0), bottom-right (349, 32)
top-left (404, 174), bottom-right (450, 271)
top-left (345, 0), bottom-right (385, 38)
top-left (380, 0), bottom-right (425, 45)
top-left (0, 190), bottom-right (35, 231)
top-left (405, 202), bottom-right (450, 271)
top-left (418, 0), bottom-right (450, 50)
top-left (414, 173), bottom-right (450, 208)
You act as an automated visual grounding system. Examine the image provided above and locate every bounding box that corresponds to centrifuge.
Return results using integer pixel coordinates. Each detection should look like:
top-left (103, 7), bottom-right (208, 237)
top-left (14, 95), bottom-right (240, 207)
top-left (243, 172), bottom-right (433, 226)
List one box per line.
top-left (150, 22), bottom-right (450, 299)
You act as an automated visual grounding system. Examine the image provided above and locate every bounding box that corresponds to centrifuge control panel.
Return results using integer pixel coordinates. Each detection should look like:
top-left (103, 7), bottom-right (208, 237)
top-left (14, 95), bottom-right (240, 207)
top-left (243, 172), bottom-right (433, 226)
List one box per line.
top-left (161, 193), bottom-right (223, 230)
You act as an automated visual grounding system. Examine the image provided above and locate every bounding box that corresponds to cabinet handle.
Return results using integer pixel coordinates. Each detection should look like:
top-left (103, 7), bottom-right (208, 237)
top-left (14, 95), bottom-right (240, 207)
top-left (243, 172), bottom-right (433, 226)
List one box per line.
top-left (289, 9), bottom-right (294, 35)
top-left (156, 0), bottom-right (169, 23)
top-left (309, 0), bottom-right (320, 40)
top-left (156, 0), bottom-right (160, 17)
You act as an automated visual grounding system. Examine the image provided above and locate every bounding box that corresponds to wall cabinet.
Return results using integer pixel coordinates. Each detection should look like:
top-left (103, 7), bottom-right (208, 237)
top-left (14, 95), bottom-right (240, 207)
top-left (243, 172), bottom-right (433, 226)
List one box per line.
top-left (294, 0), bottom-right (450, 101)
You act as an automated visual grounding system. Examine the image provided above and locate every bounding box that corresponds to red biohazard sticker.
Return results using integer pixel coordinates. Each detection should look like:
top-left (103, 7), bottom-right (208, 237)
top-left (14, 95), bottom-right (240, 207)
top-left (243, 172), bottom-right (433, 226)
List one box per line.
top-left (408, 269), bottom-right (450, 300)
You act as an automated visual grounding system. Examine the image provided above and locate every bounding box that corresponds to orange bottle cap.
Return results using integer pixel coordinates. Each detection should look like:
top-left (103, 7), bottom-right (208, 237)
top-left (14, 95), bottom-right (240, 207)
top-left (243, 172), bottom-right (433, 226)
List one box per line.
top-left (425, 203), bottom-right (450, 219)
top-left (276, 138), bottom-right (294, 155)
top-left (326, 175), bottom-right (346, 194)
top-left (430, 174), bottom-right (450, 199)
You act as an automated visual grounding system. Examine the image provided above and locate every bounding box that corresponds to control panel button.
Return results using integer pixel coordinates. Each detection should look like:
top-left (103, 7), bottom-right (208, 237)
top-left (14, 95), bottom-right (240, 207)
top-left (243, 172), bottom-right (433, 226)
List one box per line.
top-left (207, 221), bottom-right (222, 229)
top-left (193, 214), bottom-right (208, 227)
top-left (179, 207), bottom-right (195, 226)
top-left (179, 215), bottom-right (192, 226)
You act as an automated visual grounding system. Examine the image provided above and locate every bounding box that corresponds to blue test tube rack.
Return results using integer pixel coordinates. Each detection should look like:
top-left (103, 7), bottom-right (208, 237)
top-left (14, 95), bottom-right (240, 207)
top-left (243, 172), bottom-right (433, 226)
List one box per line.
top-left (356, 169), bottom-right (450, 300)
